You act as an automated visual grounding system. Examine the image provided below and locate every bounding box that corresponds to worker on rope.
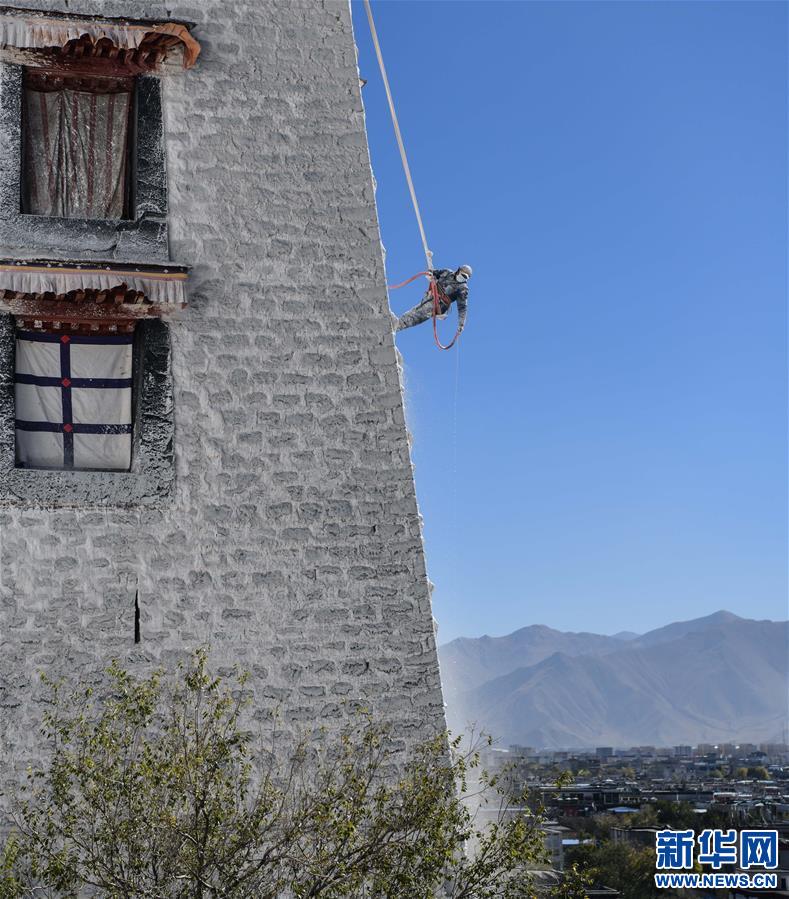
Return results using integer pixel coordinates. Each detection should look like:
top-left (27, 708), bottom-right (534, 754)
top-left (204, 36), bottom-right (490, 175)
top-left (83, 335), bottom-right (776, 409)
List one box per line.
top-left (395, 265), bottom-right (472, 333)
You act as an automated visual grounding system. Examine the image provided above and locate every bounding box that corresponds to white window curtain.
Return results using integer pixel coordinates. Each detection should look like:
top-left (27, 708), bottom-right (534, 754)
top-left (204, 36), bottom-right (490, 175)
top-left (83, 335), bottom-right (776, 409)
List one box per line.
top-left (15, 329), bottom-right (134, 471)
top-left (22, 76), bottom-right (132, 220)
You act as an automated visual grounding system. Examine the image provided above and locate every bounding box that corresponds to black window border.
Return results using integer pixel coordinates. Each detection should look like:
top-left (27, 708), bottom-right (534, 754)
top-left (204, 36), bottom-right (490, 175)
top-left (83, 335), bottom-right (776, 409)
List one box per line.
top-left (0, 63), bottom-right (168, 262)
top-left (0, 313), bottom-right (174, 507)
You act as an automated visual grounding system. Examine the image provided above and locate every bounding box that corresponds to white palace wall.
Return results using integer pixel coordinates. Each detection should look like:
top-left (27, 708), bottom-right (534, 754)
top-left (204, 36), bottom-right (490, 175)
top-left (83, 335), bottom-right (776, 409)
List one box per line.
top-left (0, 0), bottom-right (445, 799)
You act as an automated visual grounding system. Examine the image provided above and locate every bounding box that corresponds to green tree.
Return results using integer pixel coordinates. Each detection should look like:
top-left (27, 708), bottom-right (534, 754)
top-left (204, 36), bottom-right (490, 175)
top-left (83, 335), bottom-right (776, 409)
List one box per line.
top-left (642, 801), bottom-right (701, 831)
top-left (545, 864), bottom-right (591, 899)
top-left (628, 805), bottom-right (659, 828)
top-left (0, 652), bottom-right (557, 899)
top-left (565, 842), bottom-right (658, 899)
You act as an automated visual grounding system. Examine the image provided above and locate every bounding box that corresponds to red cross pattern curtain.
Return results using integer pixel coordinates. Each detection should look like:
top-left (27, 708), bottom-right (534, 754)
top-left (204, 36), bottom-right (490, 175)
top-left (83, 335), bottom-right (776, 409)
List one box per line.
top-left (22, 73), bottom-right (133, 220)
top-left (15, 330), bottom-right (134, 471)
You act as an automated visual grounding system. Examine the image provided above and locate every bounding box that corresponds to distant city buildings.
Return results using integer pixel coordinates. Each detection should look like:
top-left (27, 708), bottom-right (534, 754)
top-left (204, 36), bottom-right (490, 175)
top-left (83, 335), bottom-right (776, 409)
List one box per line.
top-left (473, 740), bottom-right (789, 899)
top-left (477, 740), bottom-right (789, 828)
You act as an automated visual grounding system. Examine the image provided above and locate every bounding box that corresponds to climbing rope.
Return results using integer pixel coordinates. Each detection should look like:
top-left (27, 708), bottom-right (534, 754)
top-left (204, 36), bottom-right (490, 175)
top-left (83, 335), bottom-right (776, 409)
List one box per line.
top-left (386, 271), bottom-right (430, 291)
top-left (363, 0), bottom-right (433, 273)
top-left (429, 278), bottom-right (461, 351)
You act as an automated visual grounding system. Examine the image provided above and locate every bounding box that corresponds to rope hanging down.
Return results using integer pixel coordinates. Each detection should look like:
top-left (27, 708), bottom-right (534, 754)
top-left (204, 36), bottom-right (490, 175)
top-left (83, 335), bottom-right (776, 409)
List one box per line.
top-left (429, 278), bottom-right (460, 350)
top-left (363, 0), bottom-right (433, 274)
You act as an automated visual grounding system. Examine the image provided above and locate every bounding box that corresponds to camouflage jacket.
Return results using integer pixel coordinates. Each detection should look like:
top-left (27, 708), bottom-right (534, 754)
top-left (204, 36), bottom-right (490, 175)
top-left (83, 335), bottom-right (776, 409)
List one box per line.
top-left (429, 269), bottom-right (468, 331)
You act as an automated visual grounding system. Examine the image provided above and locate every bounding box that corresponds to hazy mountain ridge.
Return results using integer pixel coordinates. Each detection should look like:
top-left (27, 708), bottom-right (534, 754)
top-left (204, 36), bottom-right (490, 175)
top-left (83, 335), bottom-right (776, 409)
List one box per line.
top-left (438, 612), bottom-right (788, 749)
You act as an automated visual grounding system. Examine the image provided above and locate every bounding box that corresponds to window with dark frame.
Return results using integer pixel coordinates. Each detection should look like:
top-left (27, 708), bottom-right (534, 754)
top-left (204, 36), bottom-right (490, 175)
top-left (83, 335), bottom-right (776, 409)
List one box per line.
top-left (0, 311), bottom-right (175, 504)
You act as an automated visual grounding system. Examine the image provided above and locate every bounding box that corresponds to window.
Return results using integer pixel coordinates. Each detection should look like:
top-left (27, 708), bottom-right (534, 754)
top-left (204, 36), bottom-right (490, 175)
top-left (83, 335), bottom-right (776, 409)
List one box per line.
top-left (0, 261), bottom-right (187, 480)
top-left (0, 62), bottom-right (167, 260)
top-left (0, 10), bottom-right (201, 260)
top-left (0, 313), bottom-right (175, 507)
top-left (15, 327), bottom-right (134, 471)
top-left (22, 70), bottom-right (134, 221)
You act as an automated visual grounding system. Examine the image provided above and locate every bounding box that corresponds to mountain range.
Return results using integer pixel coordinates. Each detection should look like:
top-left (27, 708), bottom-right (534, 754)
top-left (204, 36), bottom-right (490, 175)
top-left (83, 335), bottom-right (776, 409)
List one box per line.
top-left (438, 611), bottom-right (788, 749)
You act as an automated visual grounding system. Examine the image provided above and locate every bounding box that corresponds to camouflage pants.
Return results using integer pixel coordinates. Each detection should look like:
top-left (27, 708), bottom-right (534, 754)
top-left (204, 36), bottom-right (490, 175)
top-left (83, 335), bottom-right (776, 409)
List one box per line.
top-left (395, 297), bottom-right (449, 332)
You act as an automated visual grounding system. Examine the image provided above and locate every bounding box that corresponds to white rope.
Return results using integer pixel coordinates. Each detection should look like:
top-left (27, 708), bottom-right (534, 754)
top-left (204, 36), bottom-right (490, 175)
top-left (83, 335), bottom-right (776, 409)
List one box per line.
top-left (451, 334), bottom-right (461, 570)
top-left (363, 0), bottom-right (434, 274)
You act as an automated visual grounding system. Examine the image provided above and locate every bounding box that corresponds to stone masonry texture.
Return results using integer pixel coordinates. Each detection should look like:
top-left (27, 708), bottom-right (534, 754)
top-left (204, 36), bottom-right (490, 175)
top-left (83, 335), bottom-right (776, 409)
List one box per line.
top-left (0, 0), bottom-right (446, 807)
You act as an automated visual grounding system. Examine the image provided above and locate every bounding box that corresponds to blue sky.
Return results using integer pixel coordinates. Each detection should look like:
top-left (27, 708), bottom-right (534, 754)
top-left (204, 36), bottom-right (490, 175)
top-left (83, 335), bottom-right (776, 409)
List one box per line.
top-left (351, 1), bottom-right (788, 642)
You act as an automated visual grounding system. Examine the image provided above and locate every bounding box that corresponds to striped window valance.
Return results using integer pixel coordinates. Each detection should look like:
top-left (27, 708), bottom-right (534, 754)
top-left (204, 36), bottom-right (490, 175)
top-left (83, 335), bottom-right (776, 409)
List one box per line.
top-left (0, 262), bottom-right (188, 309)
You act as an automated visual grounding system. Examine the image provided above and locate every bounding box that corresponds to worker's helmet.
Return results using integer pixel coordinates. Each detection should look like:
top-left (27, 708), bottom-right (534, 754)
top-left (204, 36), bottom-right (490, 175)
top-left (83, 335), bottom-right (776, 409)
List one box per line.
top-left (456, 264), bottom-right (473, 282)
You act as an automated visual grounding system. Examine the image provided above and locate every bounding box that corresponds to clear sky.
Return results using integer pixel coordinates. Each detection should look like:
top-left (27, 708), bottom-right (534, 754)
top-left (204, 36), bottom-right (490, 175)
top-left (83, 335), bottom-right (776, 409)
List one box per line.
top-left (351, 1), bottom-right (788, 642)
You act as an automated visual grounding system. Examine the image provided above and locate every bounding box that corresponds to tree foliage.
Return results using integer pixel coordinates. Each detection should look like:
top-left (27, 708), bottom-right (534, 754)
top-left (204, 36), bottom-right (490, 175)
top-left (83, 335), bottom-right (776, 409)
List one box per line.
top-left (0, 652), bottom-right (556, 898)
top-left (564, 842), bottom-right (657, 899)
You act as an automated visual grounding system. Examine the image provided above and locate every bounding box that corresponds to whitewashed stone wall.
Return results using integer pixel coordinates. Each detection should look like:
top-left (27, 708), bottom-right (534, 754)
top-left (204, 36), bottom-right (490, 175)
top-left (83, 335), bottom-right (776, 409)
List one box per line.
top-left (0, 0), bottom-right (445, 803)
